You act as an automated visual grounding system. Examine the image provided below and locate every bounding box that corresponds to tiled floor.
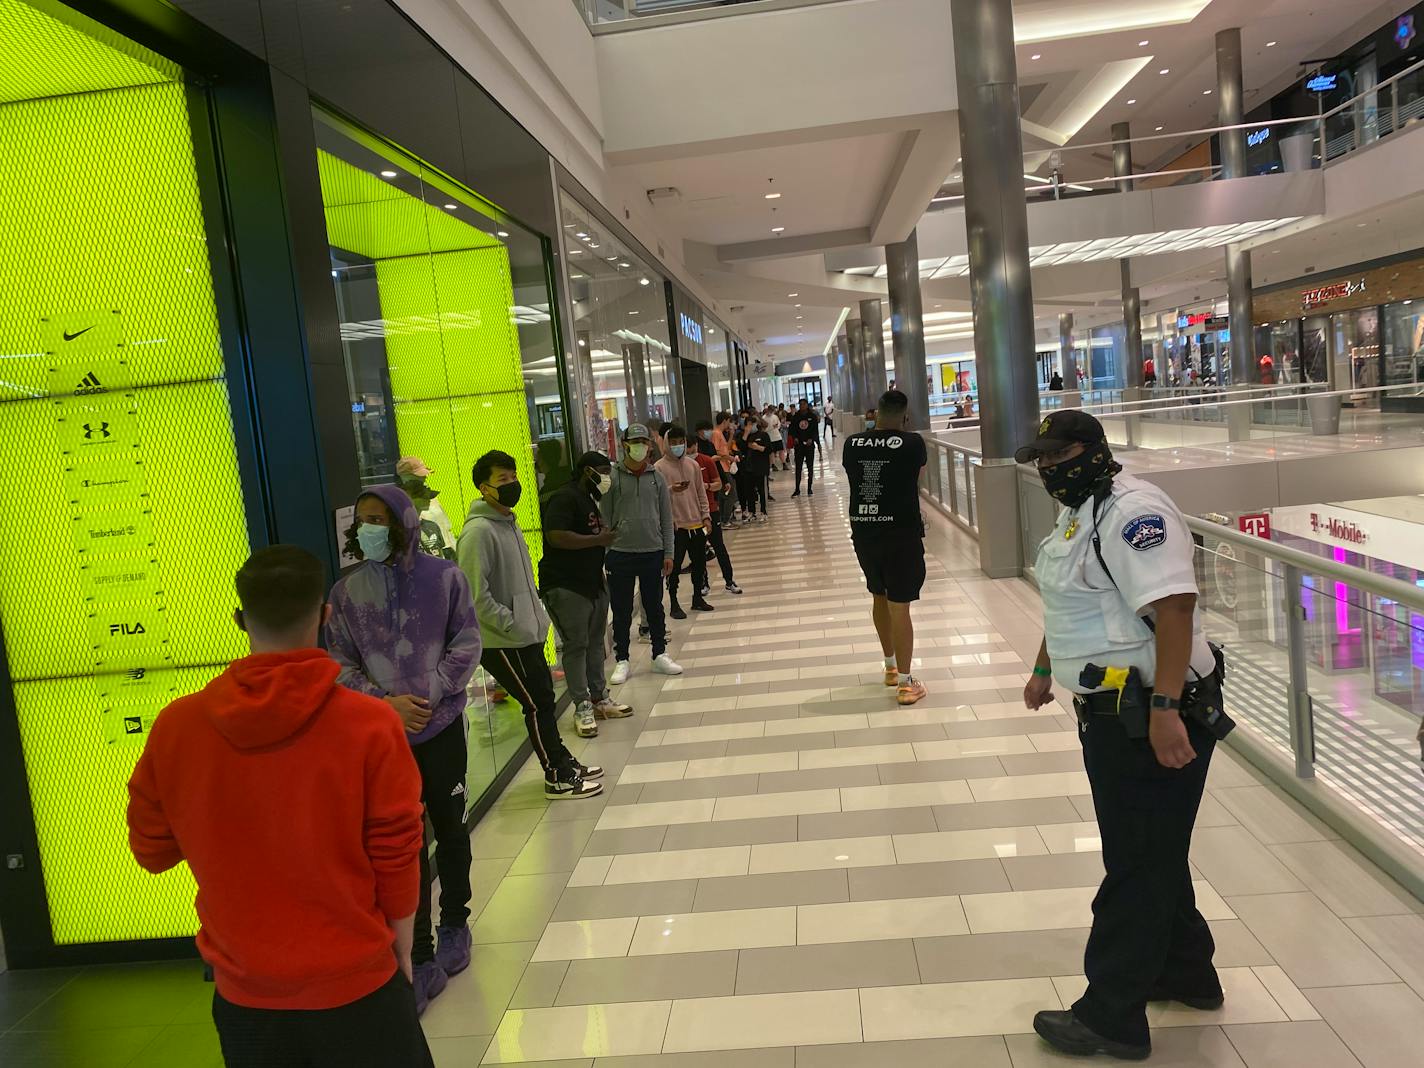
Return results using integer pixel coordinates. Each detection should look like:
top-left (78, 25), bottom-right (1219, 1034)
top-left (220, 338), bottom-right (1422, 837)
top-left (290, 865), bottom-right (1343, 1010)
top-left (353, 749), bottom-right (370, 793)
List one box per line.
top-left (3, 455), bottom-right (1423, 1066)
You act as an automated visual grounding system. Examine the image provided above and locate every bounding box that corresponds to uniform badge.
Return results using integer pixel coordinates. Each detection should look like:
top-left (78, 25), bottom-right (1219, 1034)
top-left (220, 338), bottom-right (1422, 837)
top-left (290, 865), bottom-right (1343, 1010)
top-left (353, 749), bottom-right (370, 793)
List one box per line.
top-left (1064, 518), bottom-right (1079, 540)
top-left (1122, 514), bottom-right (1167, 551)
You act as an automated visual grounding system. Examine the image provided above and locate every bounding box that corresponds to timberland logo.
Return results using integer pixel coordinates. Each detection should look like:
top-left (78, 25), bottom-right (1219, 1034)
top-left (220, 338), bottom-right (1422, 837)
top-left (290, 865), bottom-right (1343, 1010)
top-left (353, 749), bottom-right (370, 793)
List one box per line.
top-left (1309, 513), bottom-right (1368, 544)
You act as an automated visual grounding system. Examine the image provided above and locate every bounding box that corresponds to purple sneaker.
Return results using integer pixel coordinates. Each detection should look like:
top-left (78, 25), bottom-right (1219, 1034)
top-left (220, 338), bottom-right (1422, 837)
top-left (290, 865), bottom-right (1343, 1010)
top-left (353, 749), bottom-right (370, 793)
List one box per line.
top-left (435, 925), bottom-right (472, 977)
top-left (412, 959), bottom-right (448, 1016)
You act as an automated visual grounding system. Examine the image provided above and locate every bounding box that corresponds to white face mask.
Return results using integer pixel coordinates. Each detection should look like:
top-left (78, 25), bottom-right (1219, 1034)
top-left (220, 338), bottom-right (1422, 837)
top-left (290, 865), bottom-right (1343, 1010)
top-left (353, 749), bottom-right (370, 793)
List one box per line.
top-left (596, 473), bottom-right (613, 493)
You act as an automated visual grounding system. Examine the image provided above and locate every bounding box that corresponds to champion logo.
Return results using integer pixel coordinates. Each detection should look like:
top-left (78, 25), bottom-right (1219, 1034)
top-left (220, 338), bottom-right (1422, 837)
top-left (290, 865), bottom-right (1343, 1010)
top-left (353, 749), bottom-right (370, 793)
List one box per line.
top-left (74, 371), bottom-right (106, 396)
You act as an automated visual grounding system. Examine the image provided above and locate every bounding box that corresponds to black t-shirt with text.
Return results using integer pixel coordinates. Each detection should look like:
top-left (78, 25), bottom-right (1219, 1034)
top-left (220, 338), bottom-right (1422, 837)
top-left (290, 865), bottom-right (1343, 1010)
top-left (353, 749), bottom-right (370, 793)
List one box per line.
top-left (841, 429), bottom-right (927, 534)
top-left (790, 411), bottom-right (819, 449)
top-left (539, 481), bottom-right (606, 599)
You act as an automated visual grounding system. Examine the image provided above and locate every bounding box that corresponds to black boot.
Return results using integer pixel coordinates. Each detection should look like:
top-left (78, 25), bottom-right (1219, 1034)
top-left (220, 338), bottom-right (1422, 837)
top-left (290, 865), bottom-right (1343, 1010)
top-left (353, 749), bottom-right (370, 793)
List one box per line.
top-left (1032, 1012), bottom-right (1149, 1061)
top-left (691, 598), bottom-right (715, 612)
top-left (670, 600), bottom-right (687, 620)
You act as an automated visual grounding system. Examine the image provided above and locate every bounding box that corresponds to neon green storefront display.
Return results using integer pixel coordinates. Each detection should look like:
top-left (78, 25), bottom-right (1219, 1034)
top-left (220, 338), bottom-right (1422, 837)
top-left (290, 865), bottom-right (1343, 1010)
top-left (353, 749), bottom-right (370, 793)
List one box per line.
top-left (317, 143), bottom-right (548, 580)
top-left (0, 0), bottom-right (249, 942)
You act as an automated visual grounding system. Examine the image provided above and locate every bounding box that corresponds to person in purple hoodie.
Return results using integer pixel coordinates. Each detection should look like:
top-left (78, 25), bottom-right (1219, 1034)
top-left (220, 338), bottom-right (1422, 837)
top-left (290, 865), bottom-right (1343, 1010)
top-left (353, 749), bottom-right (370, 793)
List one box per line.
top-left (326, 484), bottom-right (481, 1016)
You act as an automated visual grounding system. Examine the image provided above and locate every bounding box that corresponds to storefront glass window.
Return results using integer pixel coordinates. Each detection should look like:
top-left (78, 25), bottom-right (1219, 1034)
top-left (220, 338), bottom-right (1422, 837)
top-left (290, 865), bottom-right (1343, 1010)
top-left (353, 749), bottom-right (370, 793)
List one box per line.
top-left (315, 112), bottom-right (565, 805)
top-left (558, 191), bottom-right (671, 456)
top-left (1382, 300), bottom-right (1424, 386)
top-left (1269, 321), bottom-right (1302, 384)
top-left (1333, 305), bottom-right (1380, 395)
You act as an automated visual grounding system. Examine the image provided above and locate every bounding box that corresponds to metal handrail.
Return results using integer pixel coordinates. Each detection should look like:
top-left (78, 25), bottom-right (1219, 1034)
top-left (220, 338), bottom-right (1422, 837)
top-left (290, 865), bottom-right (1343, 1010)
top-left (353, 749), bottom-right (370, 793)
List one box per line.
top-left (1185, 516), bottom-right (1424, 610)
top-left (1088, 381), bottom-right (1421, 420)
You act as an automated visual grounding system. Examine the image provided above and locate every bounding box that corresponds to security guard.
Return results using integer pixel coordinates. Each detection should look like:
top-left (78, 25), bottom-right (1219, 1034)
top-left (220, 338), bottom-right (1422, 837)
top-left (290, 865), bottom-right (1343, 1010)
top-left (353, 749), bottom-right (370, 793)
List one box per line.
top-left (1018, 410), bottom-right (1228, 1061)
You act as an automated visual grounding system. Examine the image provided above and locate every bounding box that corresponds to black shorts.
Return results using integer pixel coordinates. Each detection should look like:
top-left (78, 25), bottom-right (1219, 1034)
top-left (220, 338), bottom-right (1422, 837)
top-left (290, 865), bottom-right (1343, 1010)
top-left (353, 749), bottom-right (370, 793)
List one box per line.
top-left (771, 440), bottom-right (784, 453)
top-left (852, 528), bottom-right (926, 603)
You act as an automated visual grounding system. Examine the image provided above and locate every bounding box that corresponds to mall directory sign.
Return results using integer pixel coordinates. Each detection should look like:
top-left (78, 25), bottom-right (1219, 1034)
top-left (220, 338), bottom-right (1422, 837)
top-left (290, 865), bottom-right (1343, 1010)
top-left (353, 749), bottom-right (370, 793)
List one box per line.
top-left (0, 0), bottom-right (249, 945)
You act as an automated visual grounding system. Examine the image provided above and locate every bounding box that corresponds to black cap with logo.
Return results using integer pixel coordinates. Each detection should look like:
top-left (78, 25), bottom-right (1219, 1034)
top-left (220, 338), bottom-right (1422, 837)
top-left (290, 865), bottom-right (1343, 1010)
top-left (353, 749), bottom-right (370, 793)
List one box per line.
top-left (1014, 409), bottom-right (1108, 464)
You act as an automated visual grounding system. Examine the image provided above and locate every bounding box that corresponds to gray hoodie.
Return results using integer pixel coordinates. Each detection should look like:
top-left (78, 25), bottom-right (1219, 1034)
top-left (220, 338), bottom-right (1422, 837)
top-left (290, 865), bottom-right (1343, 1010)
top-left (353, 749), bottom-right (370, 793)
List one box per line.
top-left (601, 462), bottom-right (674, 558)
top-left (457, 499), bottom-right (550, 650)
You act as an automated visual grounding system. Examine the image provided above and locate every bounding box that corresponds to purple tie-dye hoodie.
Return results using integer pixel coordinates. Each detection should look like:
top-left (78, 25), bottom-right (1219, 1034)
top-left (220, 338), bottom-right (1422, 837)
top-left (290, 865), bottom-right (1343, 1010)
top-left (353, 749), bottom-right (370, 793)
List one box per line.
top-left (325, 483), bottom-right (481, 747)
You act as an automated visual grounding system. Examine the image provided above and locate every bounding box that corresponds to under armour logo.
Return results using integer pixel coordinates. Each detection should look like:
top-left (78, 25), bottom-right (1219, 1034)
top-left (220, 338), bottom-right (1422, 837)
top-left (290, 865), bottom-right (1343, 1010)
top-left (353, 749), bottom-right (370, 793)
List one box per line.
top-left (82, 422), bottom-right (111, 439)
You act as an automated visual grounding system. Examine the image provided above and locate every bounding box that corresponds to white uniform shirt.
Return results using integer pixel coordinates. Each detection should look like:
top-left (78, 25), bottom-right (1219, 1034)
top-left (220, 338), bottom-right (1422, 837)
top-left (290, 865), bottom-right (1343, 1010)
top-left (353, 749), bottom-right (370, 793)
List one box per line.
top-left (765, 412), bottom-right (782, 442)
top-left (1035, 473), bottom-right (1215, 694)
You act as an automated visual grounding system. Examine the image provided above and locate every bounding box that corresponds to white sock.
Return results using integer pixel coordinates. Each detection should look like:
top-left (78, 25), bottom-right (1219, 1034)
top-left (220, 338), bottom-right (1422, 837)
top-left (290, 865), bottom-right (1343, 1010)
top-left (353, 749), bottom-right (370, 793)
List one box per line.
top-left (898, 672), bottom-right (913, 686)
top-left (883, 657), bottom-right (896, 670)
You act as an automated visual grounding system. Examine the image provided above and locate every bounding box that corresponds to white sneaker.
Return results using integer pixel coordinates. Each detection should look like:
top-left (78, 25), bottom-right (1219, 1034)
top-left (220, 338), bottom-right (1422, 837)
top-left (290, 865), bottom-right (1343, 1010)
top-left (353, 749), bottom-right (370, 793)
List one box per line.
top-left (651, 654), bottom-right (683, 676)
top-left (574, 701), bottom-right (598, 738)
top-left (610, 660), bottom-right (631, 685)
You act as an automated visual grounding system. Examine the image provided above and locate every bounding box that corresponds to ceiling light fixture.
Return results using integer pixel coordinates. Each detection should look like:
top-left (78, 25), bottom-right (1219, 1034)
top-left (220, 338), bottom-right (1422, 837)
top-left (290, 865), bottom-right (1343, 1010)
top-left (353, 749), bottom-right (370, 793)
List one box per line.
top-left (1030, 53), bottom-right (1041, 60)
top-left (787, 292), bottom-right (798, 297)
top-left (1202, 89), bottom-right (1212, 95)
top-left (497, 230), bottom-right (509, 238)
top-left (765, 192), bottom-right (782, 200)
top-left (772, 226), bottom-right (785, 233)
top-left (1155, 125), bottom-right (1164, 131)
top-left (1159, 68), bottom-right (1170, 75)
top-left (1126, 98), bottom-right (1137, 105)
top-left (639, 277), bottom-right (651, 286)
top-left (619, 261), bottom-right (631, 267)
top-left (1266, 41), bottom-right (1277, 47)
top-left (443, 203), bottom-right (457, 210)
top-left (1138, 40), bottom-right (1149, 47)
top-left (380, 170), bottom-right (397, 178)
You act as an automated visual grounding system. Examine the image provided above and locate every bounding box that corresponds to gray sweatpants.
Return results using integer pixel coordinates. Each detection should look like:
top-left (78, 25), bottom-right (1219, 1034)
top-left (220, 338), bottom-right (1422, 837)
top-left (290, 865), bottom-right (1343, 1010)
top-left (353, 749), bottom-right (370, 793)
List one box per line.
top-left (542, 585), bottom-right (611, 706)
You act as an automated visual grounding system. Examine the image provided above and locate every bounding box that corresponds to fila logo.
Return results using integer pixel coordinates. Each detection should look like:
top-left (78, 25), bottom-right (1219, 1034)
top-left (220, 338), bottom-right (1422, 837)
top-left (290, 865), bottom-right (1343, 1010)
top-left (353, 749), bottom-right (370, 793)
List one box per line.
top-left (74, 371), bottom-right (106, 396)
top-left (109, 622), bottom-right (147, 636)
top-left (81, 422), bottom-right (111, 439)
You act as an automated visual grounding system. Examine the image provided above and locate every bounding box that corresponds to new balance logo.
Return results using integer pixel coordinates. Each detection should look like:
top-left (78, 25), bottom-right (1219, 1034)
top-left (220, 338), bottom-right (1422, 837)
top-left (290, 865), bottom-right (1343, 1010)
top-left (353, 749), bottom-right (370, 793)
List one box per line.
top-left (125, 667), bottom-right (146, 681)
top-left (74, 371), bottom-right (106, 396)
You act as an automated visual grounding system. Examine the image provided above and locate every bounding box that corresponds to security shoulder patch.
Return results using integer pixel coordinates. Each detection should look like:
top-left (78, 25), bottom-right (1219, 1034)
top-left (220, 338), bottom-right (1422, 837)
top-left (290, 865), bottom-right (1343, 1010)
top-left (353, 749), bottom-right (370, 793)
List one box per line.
top-left (1121, 513), bottom-right (1167, 551)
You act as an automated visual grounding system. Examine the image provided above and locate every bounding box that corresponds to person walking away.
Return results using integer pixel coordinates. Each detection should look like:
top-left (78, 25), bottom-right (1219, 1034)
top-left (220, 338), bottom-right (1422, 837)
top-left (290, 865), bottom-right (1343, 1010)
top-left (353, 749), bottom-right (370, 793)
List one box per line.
top-left (1017, 409), bottom-right (1228, 1061)
top-left (325, 485), bottom-right (481, 1014)
top-left (603, 424), bottom-right (682, 683)
top-left (1049, 372), bottom-right (1064, 392)
top-left (128, 545), bottom-right (434, 1067)
top-left (458, 450), bottom-right (603, 802)
top-left (823, 396), bottom-right (836, 443)
top-left (842, 390), bottom-right (928, 705)
top-left (739, 416), bottom-right (771, 521)
top-left (654, 425), bottom-right (715, 618)
top-left (764, 405), bottom-right (784, 474)
top-left (695, 419), bottom-right (742, 595)
top-left (790, 398), bottom-right (820, 497)
top-left (540, 451), bottom-right (633, 735)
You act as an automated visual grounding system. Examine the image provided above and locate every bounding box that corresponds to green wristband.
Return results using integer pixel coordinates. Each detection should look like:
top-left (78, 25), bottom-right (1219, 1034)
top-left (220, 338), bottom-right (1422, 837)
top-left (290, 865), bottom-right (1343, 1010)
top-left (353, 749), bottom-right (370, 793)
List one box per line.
top-left (1032, 666), bottom-right (1052, 678)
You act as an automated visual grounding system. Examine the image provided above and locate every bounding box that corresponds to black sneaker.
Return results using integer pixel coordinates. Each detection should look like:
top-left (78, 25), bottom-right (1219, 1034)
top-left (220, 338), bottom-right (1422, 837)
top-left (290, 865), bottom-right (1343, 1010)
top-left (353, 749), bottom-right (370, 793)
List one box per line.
top-left (670, 603), bottom-right (688, 620)
top-left (699, 584), bottom-right (711, 597)
top-left (725, 582), bottom-right (743, 595)
top-left (691, 600), bottom-right (715, 612)
top-left (545, 769), bottom-right (602, 799)
top-left (791, 490), bottom-right (801, 498)
top-left (808, 487), bottom-right (814, 496)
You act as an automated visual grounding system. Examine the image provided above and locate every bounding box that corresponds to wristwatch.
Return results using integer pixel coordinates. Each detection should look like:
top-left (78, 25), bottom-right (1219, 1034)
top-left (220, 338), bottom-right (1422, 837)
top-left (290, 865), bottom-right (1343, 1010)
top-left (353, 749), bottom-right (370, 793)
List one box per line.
top-left (1150, 693), bottom-right (1181, 712)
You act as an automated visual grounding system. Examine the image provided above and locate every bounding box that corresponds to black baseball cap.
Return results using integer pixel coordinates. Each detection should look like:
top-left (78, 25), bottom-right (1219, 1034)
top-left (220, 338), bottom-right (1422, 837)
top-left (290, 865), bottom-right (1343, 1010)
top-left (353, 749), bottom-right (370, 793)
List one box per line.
top-left (1014, 410), bottom-right (1107, 464)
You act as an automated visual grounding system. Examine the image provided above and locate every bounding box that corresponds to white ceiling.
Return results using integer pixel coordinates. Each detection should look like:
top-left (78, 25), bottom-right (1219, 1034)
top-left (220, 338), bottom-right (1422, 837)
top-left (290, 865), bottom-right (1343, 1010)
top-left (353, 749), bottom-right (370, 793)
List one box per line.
top-left (598, 0), bottom-right (1414, 356)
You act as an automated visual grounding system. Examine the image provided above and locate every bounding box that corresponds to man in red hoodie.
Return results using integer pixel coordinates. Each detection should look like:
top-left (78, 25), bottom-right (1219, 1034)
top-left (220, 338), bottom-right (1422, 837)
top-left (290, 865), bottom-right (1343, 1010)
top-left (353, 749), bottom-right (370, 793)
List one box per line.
top-left (127, 545), bottom-right (432, 1067)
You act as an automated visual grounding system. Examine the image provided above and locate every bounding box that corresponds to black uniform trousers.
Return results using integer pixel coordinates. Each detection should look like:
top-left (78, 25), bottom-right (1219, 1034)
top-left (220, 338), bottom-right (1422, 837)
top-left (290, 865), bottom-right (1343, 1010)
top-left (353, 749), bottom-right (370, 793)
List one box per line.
top-left (793, 445), bottom-right (817, 493)
top-left (1072, 710), bottom-right (1220, 1047)
top-left (706, 512), bottom-right (735, 585)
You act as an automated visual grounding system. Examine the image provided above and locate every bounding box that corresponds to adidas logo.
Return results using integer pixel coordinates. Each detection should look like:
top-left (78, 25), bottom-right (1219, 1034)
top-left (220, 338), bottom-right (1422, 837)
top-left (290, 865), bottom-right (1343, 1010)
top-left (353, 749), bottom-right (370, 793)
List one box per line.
top-left (450, 782), bottom-right (466, 798)
top-left (74, 371), bottom-right (107, 396)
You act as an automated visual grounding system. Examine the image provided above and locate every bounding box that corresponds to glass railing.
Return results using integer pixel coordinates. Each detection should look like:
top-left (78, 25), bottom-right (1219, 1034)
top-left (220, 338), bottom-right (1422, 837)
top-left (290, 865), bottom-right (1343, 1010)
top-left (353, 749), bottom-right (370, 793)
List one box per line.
top-left (995, 466), bottom-right (1424, 890)
top-left (919, 433), bottom-right (980, 532)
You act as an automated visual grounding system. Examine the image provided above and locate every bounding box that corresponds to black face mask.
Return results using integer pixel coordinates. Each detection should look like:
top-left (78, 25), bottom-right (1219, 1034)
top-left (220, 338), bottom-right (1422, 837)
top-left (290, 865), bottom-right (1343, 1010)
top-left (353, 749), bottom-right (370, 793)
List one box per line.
top-left (1038, 442), bottom-right (1118, 508)
top-left (489, 481), bottom-right (522, 508)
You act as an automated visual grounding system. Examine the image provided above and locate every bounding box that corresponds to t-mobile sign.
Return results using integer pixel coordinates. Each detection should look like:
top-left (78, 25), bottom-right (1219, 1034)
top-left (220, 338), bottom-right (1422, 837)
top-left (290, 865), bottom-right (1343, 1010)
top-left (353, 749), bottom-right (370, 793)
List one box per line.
top-left (1238, 513), bottom-right (1271, 539)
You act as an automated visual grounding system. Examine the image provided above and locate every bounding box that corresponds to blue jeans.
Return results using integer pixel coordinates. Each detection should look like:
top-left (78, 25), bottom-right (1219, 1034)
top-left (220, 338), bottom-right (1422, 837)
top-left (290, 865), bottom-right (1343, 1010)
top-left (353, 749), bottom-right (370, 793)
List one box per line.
top-left (606, 550), bottom-right (666, 660)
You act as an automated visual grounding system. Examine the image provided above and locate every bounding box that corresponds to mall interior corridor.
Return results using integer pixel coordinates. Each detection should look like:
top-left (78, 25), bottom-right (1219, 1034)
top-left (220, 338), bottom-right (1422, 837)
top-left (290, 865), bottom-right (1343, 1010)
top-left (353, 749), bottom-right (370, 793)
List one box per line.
top-left (8, 458), bottom-right (1415, 1068)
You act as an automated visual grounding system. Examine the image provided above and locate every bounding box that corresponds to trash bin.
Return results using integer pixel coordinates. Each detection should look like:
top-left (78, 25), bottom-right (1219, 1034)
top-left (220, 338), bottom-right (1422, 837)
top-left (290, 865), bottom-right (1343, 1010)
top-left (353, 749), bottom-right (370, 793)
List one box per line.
top-left (1280, 131), bottom-right (1316, 172)
top-left (1307, 393), bottom-right (1342, 435)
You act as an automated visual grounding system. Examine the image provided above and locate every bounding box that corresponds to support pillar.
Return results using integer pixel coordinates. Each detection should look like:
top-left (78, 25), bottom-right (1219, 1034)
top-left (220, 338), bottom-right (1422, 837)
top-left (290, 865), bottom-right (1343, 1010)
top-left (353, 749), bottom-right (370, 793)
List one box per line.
top-left (1122, 262), bottom-right (1144, 388)
top-left (1226, 242), bottom-right (1255, 387)
top-left (1216, 28), bottom-right (1246, 179)
top-left (845, 318), bottom-right (865, 414)
top-left (1111, 121), bottom-right (1134, 193)
top-left (859, 298), bottom-right (887, 406)
top-left (886, 230), bottom-right (931, 431)
top-left (952, 0), bottom-right (1038, 576)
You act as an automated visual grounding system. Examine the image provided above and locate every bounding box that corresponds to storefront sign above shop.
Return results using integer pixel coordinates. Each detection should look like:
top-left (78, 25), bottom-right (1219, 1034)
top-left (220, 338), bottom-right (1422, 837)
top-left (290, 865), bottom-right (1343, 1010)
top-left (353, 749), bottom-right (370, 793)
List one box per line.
top-left (1306, 73), bottom-right (1339, 93)
top-left (1247, 128), bottom-right (1271, 148)
top-left (1238, 513), bottom-right (1271, 539)
top-left (680, 312), bottom-right (703, 346)
top-left (1309, 511), bottom-right (1369, 544)
top-left (1301, 279), bottom-right (1366, 311)
top-left (1270, 503), bottom-right (1424, 571)
top-left (1176, 312), bottom-right (1228, 330)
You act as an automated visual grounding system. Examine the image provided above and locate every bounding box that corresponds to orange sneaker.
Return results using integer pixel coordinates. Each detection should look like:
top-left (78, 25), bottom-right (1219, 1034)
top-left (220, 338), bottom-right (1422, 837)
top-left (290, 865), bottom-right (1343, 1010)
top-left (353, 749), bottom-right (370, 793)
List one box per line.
top-left (896, 676), bottom-right (928, 705)
top-left (883, 666), bottom-right (900, 687)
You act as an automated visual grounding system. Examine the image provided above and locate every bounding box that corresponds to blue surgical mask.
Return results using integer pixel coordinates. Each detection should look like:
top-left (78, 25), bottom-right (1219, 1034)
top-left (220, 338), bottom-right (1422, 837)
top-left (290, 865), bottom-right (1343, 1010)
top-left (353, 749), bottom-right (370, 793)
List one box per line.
top-left (864, 419), bottom-right (876, 430)
top-left (357, 522), bottom-right (391, 562)
top-left (699, 429), bottom-right (712, 440)
top-left (670, 444), bottom-right (686, 458)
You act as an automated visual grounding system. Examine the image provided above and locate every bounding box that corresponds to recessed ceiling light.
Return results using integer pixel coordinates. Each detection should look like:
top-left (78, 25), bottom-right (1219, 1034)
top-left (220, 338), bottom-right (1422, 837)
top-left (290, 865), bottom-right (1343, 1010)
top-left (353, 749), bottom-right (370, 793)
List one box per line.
top-left (577, 338), bottom-right (587, 347)
top-left (629, 310), bottom-right (639, 315)
top-left (772, 226), bottom-right (785, 233)
top-left (575, 232), bottom-right (588, 239)
top-left (794, 303), bottom-right (802, 308)
top-left (787, 292), bottom-right (798, 297)
top-left (589, 242), bottom-right (600, 248)
top-left (1126, 98), bottom-right (1137, 105)
top-left (1267, 41), bottom-right (1277, 47)
top-left (796, 316), bottom-right (803, 320)
top-left (639, 277), bottom-right (651, 286)
top-left (1159, 68), bottom-right (1170, 75)
top-left (1030, 53), bottom-right (1041, 60)
top-left (619, 261), bottom-right (631, 267)
top-left (497, 230), bottom-right (509, 237)
top-left (1155, 125), bottom-right (1164, 131)
top-left (379, 170), bottom-right (397, 178)
top-left (765, 192), bottom-right (782, 200)
top-left (443, 203), bottom-right (457, 210)
top-left (1138, 40), bottom-right (1149, 47)
top-left (1202, 89), bottom-right (1212, 95)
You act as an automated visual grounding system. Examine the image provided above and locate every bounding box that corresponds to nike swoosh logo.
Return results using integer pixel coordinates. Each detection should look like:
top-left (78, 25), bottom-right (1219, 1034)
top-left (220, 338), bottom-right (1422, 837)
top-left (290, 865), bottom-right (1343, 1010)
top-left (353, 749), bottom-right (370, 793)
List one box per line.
top-left (63, 326), bottom-right (95, 342)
